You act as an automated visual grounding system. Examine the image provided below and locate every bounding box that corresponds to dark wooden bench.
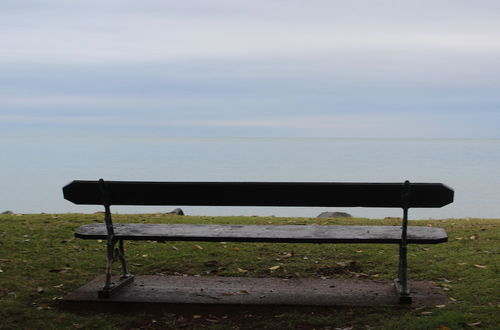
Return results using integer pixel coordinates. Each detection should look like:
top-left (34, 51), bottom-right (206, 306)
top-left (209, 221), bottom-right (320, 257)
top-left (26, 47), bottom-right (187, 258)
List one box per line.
top-left (63, 179), bottom-right (454, 304)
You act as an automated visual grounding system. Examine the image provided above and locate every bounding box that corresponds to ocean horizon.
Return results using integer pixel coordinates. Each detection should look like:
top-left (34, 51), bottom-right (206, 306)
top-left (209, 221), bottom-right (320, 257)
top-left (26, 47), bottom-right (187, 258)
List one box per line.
top-left (2, 136), bottom-right (499, 220)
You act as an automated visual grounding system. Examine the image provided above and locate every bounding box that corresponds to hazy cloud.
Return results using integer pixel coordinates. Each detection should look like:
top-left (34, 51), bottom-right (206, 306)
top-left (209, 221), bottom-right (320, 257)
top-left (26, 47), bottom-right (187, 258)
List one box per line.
top-left (1, 1), bottom-right (499, 138)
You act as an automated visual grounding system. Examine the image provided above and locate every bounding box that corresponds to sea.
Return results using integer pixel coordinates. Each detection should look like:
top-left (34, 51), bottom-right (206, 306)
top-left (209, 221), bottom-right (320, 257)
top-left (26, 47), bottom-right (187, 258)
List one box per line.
top-left (2, 137), bottom-right (500, 220)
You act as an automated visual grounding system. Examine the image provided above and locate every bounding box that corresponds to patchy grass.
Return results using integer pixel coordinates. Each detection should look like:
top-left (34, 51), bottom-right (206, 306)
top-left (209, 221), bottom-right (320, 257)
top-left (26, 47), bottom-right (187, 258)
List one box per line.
top-left (0, 214), bottom-right (498, 329)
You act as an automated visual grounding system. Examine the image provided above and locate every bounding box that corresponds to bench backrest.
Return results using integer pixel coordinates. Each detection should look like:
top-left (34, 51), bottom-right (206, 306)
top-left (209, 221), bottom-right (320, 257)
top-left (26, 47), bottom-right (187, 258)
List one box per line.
top-left (63, 180), bottom-right (453, 208)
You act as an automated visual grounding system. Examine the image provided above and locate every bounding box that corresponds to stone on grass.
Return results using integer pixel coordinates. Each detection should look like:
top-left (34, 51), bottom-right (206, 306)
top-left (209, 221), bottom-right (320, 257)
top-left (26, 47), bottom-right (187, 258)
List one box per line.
top-left (317, 211), bottom-right (352, 218)
top-left (168, 208), bottom-right (184, 215)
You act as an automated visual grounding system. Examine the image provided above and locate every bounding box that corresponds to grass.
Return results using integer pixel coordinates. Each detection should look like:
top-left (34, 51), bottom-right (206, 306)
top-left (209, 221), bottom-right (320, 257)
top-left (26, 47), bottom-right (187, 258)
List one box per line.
top-left (0, 213), bottom-right (498, 329)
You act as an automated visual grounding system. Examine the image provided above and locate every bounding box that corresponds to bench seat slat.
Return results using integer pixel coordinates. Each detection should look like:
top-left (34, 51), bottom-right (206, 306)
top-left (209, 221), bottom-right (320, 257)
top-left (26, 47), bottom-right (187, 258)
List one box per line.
top-left (75, 223), bottom-right (447, 244)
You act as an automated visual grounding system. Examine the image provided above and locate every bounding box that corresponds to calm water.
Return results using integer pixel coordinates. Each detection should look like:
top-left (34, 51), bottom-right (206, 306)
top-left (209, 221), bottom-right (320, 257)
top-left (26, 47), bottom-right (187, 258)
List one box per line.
top-left (2, 137), bottom-right (500, 219)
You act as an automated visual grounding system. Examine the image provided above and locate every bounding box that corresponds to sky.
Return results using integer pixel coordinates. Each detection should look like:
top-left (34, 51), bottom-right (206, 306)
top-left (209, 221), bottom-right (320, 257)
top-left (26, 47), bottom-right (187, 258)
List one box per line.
top-left (1, 0), bottom-right (500, 138)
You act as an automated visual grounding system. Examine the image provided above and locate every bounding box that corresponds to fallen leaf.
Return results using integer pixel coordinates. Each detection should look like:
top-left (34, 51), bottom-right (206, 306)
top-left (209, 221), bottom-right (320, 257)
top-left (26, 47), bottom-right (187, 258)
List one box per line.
top-left (457, 262), bottom-right (468, 266)
top-left (237, 268), bottom-right (248, 273)
top-left (467, 322), bottom-right (481, 327)
top-left (233, 247), bottom-right (240, 251)
top-left (269, 265), bottom-right (280, 271)
top-left (455, 237), bottom-right (463, 240)
top-left (435, 304), bottom-right (446, 308)
top-left (53, 284), bottom-right (64, 288)
top-left (37, 287), bottom-right (44, 293)
top-left (469, 234), bottom-right (479, 240)
top-left (194, 244), bottom-right (203, 250)
top-left (192, 315), bottom-right (202, 319)
top-left (141, 254), bottom-right (148, 257)
top-left (221, 292), bottom-right (233, 296)
top-left (449, 297), bottom-right (457, 302)
top-left (206, 316), bottom-right (220, 323)
top-left (0, 269), bottom-right (3, 273)
top-left (421, 311), bottom-right (433, 315)
top-left (351, 272), bottom-right (370, 278)
top-left (473, 264), bottom-right (487, 269)
top-left (171, 246), bottom-right (179, 251)
top-left (239, 290), bottom-right (249, 295)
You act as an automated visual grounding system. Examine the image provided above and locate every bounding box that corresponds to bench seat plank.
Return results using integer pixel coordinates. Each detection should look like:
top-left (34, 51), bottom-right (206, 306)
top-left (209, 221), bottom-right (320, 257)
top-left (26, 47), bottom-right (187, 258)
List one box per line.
top-left (75, 223), bottom-right (447, 244)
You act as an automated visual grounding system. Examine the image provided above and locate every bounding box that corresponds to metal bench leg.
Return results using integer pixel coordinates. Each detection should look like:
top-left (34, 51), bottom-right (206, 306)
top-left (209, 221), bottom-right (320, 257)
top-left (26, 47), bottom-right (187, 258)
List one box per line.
top-left (394, 181), bottom-right (412, 304)
top-left (118, 239), bottom-right (132, 278)
top-left (97, 224), bottom-right (135, 298)
top-left (101, 235), bottom-right (116, 293)
top-left (98, 239), bottom-right (134, 298)
top-left (97, 180), bottom-right (134, 299)
top-left (395, 241), bottom-right (412, 304)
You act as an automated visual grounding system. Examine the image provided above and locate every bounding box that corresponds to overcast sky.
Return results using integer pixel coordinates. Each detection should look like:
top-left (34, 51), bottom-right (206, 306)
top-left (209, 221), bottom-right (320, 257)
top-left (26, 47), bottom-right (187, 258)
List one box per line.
top-left (1, 0), bottom-right (500, 138)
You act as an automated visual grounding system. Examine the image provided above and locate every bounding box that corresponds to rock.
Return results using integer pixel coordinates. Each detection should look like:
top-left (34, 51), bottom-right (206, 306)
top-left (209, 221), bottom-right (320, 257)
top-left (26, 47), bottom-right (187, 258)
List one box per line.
top-left (168, 208), bottom-right (184, 216)
top-left (317, 211), bottom-right (352, 218)
top-left (2, 210), bottom-right (13, 214)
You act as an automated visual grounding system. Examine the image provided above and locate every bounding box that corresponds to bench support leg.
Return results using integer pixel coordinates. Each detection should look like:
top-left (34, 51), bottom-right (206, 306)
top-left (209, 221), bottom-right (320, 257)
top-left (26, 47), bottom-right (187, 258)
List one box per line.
top-left (395, 242), bottom-right (412, 304)
top-left (103, 234), bottom-right (115, 292)
top-left (118, 239), bottom-right (132, 278)
top-left (98, 238), bottom-right (135, 299)
top-left (395, 186), bottom-right (412, 304)
top-left (97, 180), bottom-right (134, 299)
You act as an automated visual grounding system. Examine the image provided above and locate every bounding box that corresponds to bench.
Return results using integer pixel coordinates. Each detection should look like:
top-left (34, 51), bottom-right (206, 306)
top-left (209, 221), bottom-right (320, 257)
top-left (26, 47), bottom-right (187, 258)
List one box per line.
top-left (63, 179), bottom-right (454, 304)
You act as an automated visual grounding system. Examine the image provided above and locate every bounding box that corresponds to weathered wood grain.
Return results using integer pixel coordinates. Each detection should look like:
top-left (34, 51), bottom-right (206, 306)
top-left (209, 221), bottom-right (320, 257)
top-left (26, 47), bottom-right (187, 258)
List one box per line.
top-left (75, 223), bottom-right (447, 244)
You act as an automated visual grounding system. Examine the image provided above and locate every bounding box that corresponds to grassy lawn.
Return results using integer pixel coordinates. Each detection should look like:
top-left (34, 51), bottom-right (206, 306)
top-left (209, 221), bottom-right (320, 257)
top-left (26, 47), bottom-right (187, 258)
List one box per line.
top-left (0, 214), bottom-right (498, 329)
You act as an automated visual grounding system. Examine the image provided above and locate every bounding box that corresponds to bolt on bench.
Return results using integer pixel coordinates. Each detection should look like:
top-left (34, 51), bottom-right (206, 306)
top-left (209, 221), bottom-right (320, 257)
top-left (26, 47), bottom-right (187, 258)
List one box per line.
top-left (63, 179), bottom-right (454, 304)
